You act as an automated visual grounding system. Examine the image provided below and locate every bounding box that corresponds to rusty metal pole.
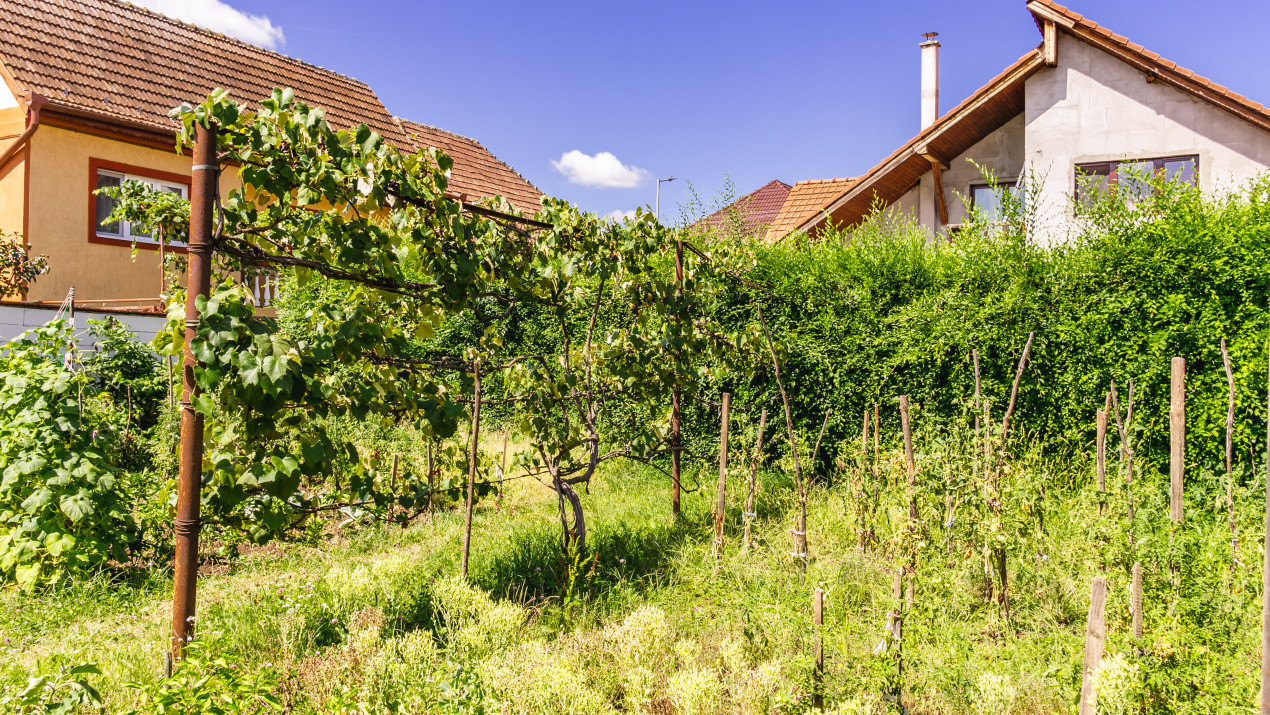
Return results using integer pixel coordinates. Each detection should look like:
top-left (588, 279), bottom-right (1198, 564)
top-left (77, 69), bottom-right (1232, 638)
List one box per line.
top-left (171, 121), bottom-right (217, 659)
top-left (670, 238), bottom-right (684, 520)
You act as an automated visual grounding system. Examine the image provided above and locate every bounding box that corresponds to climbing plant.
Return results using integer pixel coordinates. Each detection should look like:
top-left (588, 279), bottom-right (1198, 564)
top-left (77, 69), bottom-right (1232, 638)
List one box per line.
top-left (106, 88), bottom-right (751, 550)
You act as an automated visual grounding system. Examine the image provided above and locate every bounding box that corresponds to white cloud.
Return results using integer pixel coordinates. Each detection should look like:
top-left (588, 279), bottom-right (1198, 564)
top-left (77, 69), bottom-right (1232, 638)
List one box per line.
top-left (605, 209), bottom-right (637, 222)
top-left (552, 150), bottom-right (649, 189)
top-left (132, 0), bottom-right (286, 49)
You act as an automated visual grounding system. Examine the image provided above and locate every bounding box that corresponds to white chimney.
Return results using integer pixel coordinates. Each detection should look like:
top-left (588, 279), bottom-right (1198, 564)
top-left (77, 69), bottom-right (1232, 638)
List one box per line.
top-left (921, 32), bottom-right (940, 129)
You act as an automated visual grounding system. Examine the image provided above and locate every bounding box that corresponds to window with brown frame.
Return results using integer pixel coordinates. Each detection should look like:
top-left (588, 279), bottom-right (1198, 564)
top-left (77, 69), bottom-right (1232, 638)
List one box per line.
top-left (1075, 155), bottom-right (1198, 210)
top-left (969, 181), bottom-right (1021, 223)
top-left (88, 158), bottom-right (190, 250)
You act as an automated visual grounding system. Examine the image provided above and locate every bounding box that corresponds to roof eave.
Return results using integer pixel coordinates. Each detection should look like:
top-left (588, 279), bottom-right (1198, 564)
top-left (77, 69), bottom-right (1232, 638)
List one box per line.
top-left (794, 50), bottom-right (1045, 237)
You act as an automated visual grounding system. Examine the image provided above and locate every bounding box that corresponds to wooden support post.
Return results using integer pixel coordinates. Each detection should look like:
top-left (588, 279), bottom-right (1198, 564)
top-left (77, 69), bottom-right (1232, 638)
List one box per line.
top-left (742, 408), bottom-right (767, 555)
top-left (1132, 562), bottom-right (1143, 642)
top-left (813, 587), bottom-right (825, 711)
top-left (1260, 340), bottom-right (1270, 715)
top-left (713, 393), bottom-right (731, 567)
top-left (426, 440), bottom-right (435, 520)
top-left (1096, 407), bottom-right (1107, 513)
top-left (170, 121), bottom-right (217, 660)
top-left (972, 349), bottom-right (982, 484)
top-left (460, 359), bottom-right (482, 582)
top-left (900, 396), bottom-right (917, 609)
top-left (499, 433), bottom-right (509, 505)
top-left (1078, 576), bottom-right (1108, 715)
top-left (1171, 357), bottom-right (1185, 523)
top-left (1223, 340), bottom-right (1237, 558)
top-left (389, 453), bottom-right (399, 522)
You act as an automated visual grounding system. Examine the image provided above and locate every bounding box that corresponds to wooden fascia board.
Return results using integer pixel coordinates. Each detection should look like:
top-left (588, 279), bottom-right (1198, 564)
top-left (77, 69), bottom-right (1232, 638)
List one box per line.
top-left (39, 108), bottom-right (179, 152)
top-left (1062, 25), bottom-right (1270, 135)
top-left (1027, 2), bottom-right (1077, 31)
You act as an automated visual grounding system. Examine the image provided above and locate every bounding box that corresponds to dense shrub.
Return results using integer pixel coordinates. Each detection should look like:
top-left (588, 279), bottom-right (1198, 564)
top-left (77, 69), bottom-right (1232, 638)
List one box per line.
top-left (712, 175), bottom-right (1270, 490)
top-left (0, 322), bottom-right (136, 587)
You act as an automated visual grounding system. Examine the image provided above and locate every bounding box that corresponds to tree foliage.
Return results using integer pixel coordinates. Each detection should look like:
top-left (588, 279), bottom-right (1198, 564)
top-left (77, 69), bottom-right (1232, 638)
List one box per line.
top-left (104, 88), bottom-right (749, 550)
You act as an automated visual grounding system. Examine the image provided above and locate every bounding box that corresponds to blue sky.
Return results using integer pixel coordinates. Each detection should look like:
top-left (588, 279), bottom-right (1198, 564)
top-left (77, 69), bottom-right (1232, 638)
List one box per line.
top-left (142, 0), bottom-right (1270, 223)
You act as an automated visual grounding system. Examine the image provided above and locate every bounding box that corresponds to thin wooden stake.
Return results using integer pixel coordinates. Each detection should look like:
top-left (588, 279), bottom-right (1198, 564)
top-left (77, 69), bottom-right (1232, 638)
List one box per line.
top-left (1260, 337), bottom-right (1270, 715)
top-left (1096, 407), bottom-right (1107, 510)
top-left (426, 440), bottom-right (435, 521)
top-left (499, 433), bottom-right (509, 505)
top-left (389, 453), bottom-right (399, 522)
top-left (1131, 562), bottom-right (1143, 641)
top-left (1078, 576), bottom-right (1108, 715)
top-left (900, 396), bottom-right (917, 609)
top-left (1171, 357), bottom-right (1185, 523)
top-left (125, 384), bottom-right (133, 441)
top-left (460, 359), bottom-right (482, 582)
top-left (713, 393), bottom-right (731, 568)
top-left (742, 408), bottom-right (767, 556)
top-left (1223, 340), bottom-right (1237, 557)
top-left (757, 307), bottom-right (807, 571)
top-left (810, 409), bottom-right (831, 472)
top-left (972, 349), bottom-right (982, 487)
top-left (813, 587), bottom-right (825, 711)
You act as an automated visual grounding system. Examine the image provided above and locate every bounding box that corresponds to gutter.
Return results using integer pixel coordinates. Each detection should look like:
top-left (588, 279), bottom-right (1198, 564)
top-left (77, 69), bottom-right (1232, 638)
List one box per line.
top-left (0, 92), bottom-right (45, 170)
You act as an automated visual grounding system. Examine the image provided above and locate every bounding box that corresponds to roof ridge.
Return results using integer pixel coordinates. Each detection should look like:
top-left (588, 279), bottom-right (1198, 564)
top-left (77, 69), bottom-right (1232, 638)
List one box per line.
top-left (394, 117), bottom-right (481, 146)
top-left (109, 0), bottom-right (376, 93)
top-left (795, 177), bottom-right (853, 185)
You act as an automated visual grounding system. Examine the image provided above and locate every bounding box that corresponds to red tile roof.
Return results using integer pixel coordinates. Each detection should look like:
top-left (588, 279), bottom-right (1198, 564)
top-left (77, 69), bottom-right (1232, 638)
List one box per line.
top-left (0, 0), bottom-right (408, 142)
top-left (693, 179), bottom-right (791, 237)
top-left (396, 119), bottom-right (543, 215)
top-left (765, 178), bottom-right (857, 241)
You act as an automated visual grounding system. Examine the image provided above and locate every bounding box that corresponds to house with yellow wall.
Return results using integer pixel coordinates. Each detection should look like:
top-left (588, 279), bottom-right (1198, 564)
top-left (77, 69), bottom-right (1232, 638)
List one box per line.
top-left (0, 0), bottom-right (542, 337)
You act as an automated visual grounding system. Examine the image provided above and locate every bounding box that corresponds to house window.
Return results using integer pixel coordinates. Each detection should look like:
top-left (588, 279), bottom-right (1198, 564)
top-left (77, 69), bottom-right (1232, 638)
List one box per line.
top-left (969, 181), bottom-right (1021, 223)
top-left (1075, 155), bottom-right (1198, 209)
top-left (90, 160), bottom-right (189, 247)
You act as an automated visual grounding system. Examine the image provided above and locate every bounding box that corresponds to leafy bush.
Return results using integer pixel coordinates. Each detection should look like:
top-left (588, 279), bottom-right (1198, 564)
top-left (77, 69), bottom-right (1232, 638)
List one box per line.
top-left (0, 322), bottom-right (136, 587)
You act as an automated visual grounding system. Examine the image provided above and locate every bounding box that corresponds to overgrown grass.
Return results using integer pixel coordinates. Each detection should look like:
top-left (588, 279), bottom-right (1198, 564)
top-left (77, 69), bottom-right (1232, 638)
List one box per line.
top-left (3, 416), bottom-right (1263, 713)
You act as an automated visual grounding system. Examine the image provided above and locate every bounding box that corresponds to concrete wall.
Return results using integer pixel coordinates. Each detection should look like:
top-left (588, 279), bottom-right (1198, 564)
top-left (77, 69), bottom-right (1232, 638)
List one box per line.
top-left (942, 114), bottom-right (1027, 225)
top-left (0, 107), bottom-right (26, 267)
top-left (0, 302), bottom-right (167, 346)
top-left (1025, 32), bottom-right (1270, 234)
top-left (22, 125), bottom-right (241, 303)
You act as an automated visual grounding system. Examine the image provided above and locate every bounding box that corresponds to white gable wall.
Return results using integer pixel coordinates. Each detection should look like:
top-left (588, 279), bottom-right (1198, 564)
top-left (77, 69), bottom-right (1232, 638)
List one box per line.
top-left (941, 113), bottom-right (1027, 226)
top-left (0, 81), bottom-right (16, 109)
top-left (880, 115), bottom-right (1027, 235)
top-left (1025, 32), bottom-right (1270, 231)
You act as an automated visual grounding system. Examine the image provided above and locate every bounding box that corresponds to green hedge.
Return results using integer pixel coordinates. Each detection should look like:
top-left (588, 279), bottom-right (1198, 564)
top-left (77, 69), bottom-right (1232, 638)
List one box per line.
top-left (712, 176), bottom-right (1270, 492)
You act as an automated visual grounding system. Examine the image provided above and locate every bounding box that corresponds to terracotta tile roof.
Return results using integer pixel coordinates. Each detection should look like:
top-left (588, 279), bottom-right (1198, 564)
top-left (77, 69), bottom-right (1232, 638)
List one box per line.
top-left (396, 119), bottom-right (543, 215)
top-left (775, 50), bottom-right (1046, 240)
top-left (765, 178), bottom-right (857, 241)
top-left (1027, 0), bottom-right (1270, 132)
top-left (0, 0), bottom-right (407, 143)
top-left (693, 179), bottom-right (791, 237)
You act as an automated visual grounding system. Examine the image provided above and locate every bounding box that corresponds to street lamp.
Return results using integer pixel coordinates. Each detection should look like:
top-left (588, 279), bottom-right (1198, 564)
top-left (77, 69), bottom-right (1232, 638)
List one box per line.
top-left (655, 176), bottom-right (677, 221)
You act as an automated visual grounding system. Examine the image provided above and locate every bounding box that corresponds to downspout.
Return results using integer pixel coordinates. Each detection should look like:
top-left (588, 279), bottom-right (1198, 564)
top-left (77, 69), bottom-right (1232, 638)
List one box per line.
top-left (0, 92), bottom-right (45, 170)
